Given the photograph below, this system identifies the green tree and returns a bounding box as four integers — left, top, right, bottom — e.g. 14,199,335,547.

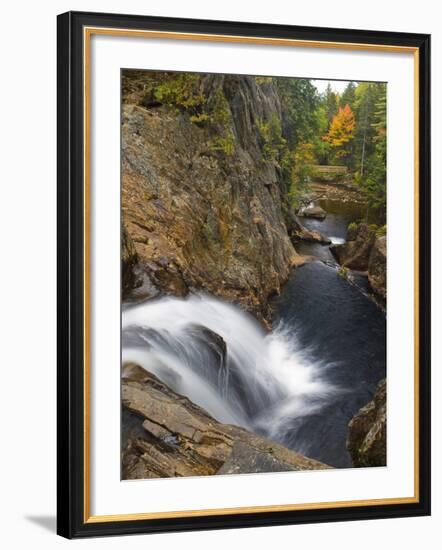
353,83,379,176
288,142,316,206
275,78,320,149
257,114,287,162
154,73,205,112
339,82,357,108
361,84,387,213
324,83,339,125
312,104,332,164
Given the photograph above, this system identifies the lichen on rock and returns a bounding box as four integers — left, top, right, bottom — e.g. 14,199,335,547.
121,72,298,321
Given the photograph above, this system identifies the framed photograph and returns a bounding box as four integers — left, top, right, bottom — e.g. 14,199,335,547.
57,11,431,538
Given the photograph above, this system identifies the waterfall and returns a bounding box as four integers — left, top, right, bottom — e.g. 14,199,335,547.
122,294,337,450
329,236,346,245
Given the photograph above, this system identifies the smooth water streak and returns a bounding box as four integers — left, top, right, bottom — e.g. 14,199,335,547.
122,294,337,449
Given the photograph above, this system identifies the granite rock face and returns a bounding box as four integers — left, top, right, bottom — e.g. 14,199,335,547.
368,236,387,300
331,223,376,271
347,378,386,467
121,225,139,299
122,364,331,479
331,223,386,299
121,74,297,321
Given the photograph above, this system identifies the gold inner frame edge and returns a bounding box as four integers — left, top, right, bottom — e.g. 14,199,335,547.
83,26,420,524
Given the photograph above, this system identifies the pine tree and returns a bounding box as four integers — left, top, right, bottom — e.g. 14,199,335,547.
353,83,378,176
362,84,387,213
324,83,339,126
339,82,356,108
275,78,319,149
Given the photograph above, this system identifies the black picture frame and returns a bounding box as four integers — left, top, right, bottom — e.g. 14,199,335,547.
57,10,431,539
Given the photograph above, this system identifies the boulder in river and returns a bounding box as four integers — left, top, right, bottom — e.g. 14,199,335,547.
331,223,376,271
299,205,327,220
297,227,331,244
331,223,386,300
122,363,331,479
285,211,330,244
347,378,386,467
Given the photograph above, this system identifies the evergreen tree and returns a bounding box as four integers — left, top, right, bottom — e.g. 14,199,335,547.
324,83,339,125
312,104,332,164
353,83,379,176
361,84,387,213
339,82,357,108
275,78,319,149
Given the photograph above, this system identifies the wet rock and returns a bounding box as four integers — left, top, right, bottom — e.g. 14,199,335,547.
293,227,331,245
347,379,386,467
346,223,360,242
331,223,376,271
126,266,160,302
185,325,227,368
121,225,140,299
299,205,327,220
217,441,297,475
122,364,331,479
368,236,386,299
331,224,386,301
290,255,317,267
286,212,330,245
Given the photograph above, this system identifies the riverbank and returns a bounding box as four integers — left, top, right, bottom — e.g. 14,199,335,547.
294,181,386,304
284,181,386,466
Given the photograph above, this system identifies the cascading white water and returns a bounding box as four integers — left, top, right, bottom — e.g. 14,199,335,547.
329,236,346,245
122,294,337,449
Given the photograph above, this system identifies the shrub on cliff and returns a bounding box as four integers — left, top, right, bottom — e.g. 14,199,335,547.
288,142,315,207
257,114,287,161
154,73,206,113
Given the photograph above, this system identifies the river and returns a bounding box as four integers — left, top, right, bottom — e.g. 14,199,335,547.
122,196,386,469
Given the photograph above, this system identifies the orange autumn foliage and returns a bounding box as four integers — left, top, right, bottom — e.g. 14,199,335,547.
323,104,355,152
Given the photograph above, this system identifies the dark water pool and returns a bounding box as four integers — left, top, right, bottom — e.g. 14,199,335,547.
272,261,386,468
297,199,366,262
301,199,366,238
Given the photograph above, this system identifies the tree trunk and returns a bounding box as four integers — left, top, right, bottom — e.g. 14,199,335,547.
360,109,369,177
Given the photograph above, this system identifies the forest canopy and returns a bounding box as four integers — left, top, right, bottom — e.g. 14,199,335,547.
272,78,387,214
122,71,387,217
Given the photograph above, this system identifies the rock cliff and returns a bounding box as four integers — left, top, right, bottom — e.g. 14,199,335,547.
331,223,377,271
331,223,386,300
121,72,297,320
347,378,386,467
122,364,331,478
368,236,387,300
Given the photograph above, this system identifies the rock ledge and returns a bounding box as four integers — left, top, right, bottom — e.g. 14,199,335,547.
122,363,331,478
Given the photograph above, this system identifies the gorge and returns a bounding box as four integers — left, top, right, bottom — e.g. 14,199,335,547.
121,70,387,478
